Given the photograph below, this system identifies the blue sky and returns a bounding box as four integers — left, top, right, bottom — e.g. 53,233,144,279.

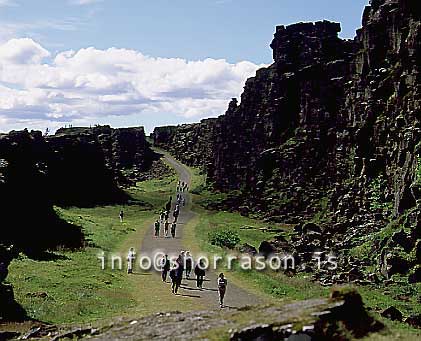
0,0,369,133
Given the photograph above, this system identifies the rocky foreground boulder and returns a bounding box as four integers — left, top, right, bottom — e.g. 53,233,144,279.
5,289,383,340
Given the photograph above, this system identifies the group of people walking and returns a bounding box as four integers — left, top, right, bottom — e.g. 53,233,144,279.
177,180,189,193
160,252,228,307
154,181,187,238
125,176,228,307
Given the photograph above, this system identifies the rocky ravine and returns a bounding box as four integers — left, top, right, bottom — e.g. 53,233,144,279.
152,0,420,284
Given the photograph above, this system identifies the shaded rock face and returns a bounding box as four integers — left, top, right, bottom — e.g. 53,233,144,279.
49,126,154,205
152,118,217,168
0,126,153,320
0,245,26,321
153,0,420,278
0,130,84,253
0,125,154,251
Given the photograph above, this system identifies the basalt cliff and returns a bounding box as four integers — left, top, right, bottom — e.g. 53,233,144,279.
0,126,155,319
153,0,421,283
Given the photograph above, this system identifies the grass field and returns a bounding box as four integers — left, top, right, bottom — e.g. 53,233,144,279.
7,170,202,324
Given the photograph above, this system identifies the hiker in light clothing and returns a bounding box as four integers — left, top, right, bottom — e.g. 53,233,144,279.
127,247,136,274
164,220,170,237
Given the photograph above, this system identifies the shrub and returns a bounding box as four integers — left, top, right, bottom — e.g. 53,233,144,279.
208,229,240,249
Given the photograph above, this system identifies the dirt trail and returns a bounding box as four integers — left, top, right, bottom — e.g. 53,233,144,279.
140,153,264,309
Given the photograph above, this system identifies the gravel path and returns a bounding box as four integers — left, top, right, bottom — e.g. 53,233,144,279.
140,153,264,310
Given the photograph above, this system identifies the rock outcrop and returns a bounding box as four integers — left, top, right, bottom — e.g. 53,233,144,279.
152,118,217,168
49,126,154,205
152,0,421,280
0,126,155,251
12,289,383,340
0,130,84,253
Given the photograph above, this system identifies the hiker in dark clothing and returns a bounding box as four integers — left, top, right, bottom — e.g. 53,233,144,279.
171,222,177,238
161,255,171,282
185,251,192,279
119,209,124,223
173,209,179,223
165,196,172,211
217,273,228,307
170,264,183,294
154,220,160,237
169,265,178,293
194,261,206,289
164,210,169,221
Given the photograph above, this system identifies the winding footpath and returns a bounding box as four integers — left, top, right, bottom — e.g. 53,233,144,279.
140,153,264,309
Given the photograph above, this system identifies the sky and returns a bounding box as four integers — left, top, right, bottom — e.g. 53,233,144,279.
0,0,369,133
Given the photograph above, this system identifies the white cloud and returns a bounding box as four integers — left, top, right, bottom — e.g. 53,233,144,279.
0,0,17,7
0,38,265,132
0,38,50,64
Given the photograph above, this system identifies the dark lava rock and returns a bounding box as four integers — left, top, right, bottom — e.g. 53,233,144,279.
230,324,275,341
258,241,276,258
408,266,421,284
238,243,258,256
381,306,403,322
0,283,27,321
302,222,323,235
415,240,421,263
390,230,413,252
404,314,421,329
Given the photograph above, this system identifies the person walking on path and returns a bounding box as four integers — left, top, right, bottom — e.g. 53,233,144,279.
169,265,178,294
154,219,160,237
194,260,205,289
119,209,124,223
185,251,192,279
173,204,180,222
165,196,172,211
173,210,179,223
127,247,136,274
161,254,171,282
164,220,170,237
171,222,177,238
170,263,183,294
160,210,165,222
217,273,228,307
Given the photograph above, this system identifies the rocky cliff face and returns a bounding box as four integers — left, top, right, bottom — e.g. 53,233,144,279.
153,0,420,280
0,130,84,253
0,126,154,319
0,126,154,253
153,118,217,168
49,126,154,205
